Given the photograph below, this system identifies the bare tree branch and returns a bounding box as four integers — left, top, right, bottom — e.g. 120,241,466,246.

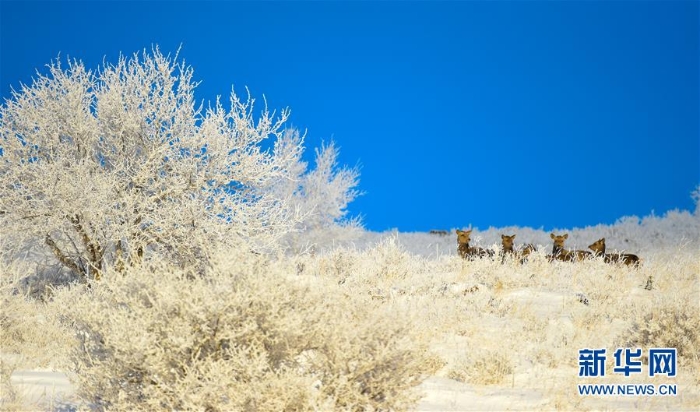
45,234,84,281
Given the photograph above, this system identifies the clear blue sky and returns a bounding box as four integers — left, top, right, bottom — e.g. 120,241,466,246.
2,1,698,232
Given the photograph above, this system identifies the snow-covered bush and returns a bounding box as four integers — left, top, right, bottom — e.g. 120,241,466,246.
622,301,700,363
50,248,437,411
0,48,359,281
448,348,514,385
0,257,74,409
608,247,699,386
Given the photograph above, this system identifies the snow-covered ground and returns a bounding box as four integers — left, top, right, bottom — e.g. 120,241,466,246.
8,368,75,411
3,208,699,411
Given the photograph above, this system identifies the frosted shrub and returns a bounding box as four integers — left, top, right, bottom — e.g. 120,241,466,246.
621,300,700,362
0,262,74,409
448,348,514,385
614,246,699,370
51,249,436,411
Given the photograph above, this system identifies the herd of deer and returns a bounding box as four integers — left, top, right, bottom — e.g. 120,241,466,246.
455,229,641,266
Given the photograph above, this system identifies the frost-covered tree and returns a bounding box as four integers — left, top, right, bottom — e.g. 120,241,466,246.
296,141,360,228
270,133,362,252
0,48,355,280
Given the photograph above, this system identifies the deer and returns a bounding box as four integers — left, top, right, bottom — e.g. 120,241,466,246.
456,229,494,260
520,243,538,264
429,230,449,236
588,238,640,267
501,234,539,264
548,233,591,262
500,234,516,261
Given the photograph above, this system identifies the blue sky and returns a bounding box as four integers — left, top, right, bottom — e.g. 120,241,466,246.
1,1,698,232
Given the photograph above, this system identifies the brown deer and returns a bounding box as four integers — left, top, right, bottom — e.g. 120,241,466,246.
501,234,537,264
501,234,516,253
456,229,494,260
549,233,591,262
588,238,640,267
520,243,538,263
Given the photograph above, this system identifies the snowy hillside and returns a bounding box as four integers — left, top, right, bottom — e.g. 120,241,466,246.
306,207,700,259
3,205,698,411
